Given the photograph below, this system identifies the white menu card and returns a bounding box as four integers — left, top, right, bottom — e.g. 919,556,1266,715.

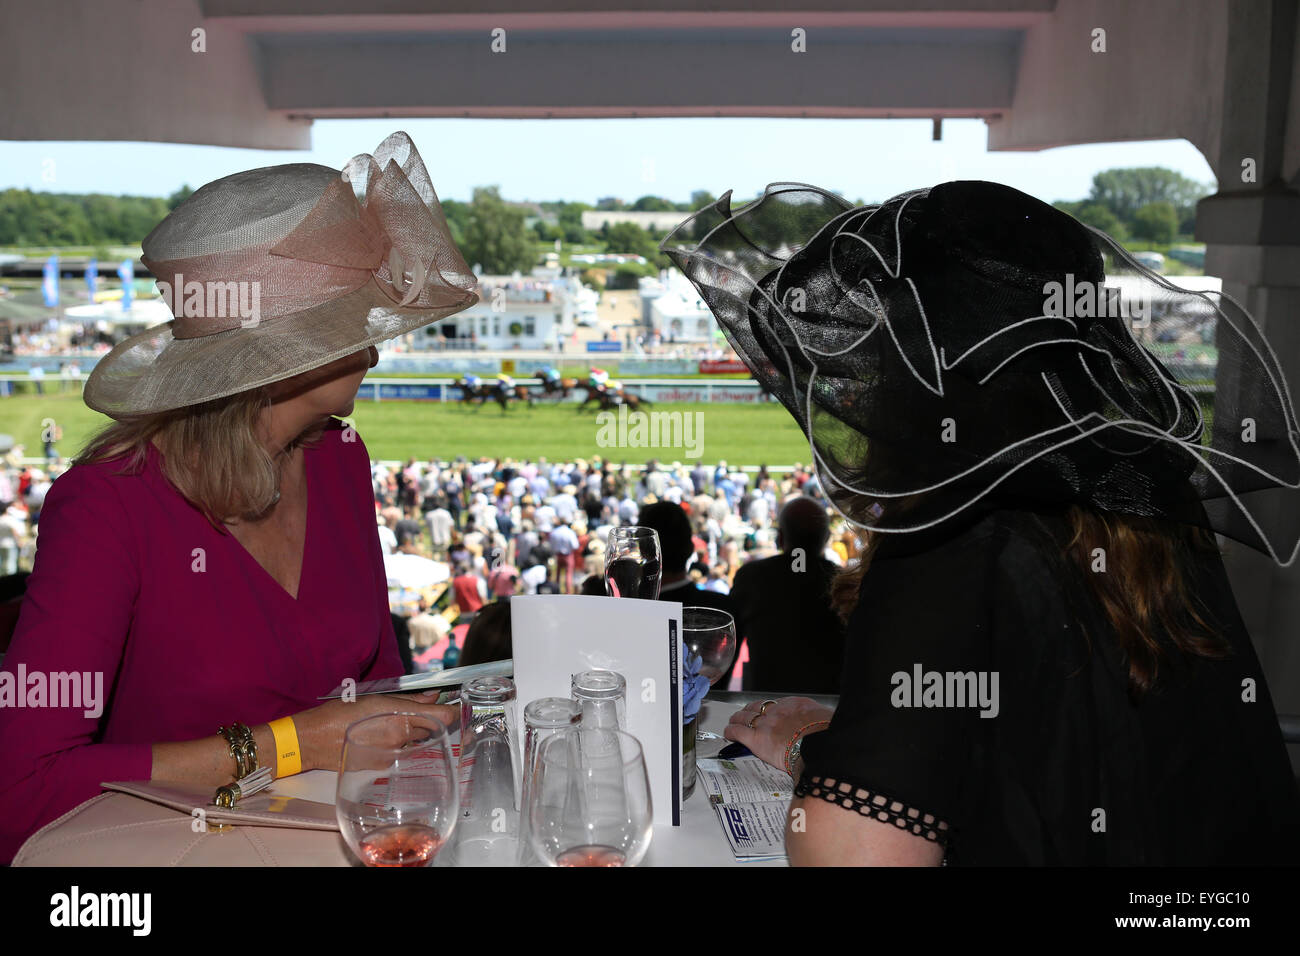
510,594,684,826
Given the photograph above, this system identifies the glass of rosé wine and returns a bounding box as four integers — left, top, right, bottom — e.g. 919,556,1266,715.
336,713,458,868
526,727,653,867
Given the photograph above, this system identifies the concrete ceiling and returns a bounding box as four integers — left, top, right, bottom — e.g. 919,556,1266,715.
1,0,1289,186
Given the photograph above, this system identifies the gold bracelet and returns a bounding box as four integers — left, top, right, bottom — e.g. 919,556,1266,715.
217,722,258,780
783,719,830,777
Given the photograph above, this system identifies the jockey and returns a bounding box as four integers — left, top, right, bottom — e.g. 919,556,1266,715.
496,372,516,391
463,373,481,389
540,366,561,384
588,367,610,390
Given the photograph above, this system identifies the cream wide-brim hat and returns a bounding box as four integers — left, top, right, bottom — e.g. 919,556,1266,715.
85,132,477,418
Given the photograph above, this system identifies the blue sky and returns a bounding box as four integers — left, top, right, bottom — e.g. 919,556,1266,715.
1,116,1214,207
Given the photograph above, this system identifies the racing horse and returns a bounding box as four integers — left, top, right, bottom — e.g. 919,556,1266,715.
502,382,536,409
456,376,533,411
484,378,533,411
578,383,654,413
454,376,490,407
532,369,581,401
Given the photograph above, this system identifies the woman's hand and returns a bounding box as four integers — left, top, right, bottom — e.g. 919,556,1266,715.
294,692,460,773
723,697,834,774
150,691,459,788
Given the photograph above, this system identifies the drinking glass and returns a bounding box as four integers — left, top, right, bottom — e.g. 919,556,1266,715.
527,727,653,867
683,607,737,740
336,712,458,867
518,697,583,866
604,526,662,599
447,676,520,866
683,607,737,686
571,669,627,730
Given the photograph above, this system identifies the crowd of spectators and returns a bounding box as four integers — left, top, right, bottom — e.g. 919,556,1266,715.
0,443,58,577
372,454,861,692
0,439,861,693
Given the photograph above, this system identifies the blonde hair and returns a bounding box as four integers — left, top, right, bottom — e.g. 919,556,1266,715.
78,387,327,527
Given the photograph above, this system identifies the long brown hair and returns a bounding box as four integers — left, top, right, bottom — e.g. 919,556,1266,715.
830,495,1228,701
77,387,328,528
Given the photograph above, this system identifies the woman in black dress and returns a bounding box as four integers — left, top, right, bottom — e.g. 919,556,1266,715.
661,180,1300,865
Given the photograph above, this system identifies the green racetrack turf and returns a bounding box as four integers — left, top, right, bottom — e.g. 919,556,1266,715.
0,392,814,466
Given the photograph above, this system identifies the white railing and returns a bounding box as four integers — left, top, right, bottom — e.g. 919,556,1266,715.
357,377,767,404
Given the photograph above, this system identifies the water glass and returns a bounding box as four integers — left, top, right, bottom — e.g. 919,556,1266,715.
572,669,627,730
447,676,520,866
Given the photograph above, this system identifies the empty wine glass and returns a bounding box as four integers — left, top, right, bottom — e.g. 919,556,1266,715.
604,526,662,599
336,712,458,868
683,607,737,685
527,727,653,867
683,607,737,740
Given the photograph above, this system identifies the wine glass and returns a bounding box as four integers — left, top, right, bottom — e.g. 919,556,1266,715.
336,712,458,868
526,727,653,867
604,526,662,599
683,606,737,740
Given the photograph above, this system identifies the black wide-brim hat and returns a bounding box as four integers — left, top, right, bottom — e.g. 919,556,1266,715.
661,181,1300,564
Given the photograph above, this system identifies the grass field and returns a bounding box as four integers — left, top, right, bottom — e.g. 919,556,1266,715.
0,392,813,465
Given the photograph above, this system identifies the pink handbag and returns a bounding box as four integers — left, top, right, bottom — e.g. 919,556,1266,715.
12,781,353,867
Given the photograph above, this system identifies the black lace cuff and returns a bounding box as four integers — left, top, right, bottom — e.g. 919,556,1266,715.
795,771,953,848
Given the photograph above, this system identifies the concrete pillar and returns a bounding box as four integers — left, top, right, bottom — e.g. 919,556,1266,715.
1199,202,1300,771
1195,0,1300,769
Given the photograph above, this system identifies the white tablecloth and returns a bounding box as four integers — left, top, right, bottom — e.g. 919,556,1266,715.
267,699,783,867
14,699,787,867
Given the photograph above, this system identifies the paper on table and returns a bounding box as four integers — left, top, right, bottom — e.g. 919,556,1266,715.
698,755,793,861
317,659,513,700
711,802,789,862
510,594,683,827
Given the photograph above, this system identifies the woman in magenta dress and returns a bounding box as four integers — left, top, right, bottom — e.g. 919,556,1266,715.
0,132,477,861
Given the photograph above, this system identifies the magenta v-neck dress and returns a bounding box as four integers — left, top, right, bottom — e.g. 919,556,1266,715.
0,419,402,861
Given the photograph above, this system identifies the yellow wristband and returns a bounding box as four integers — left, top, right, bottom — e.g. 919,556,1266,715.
268,716,302,777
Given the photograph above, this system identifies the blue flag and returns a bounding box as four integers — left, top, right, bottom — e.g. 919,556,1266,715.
85,258,98,297
118,259,134,310
42,256,59,307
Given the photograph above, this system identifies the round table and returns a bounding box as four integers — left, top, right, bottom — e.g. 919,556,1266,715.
13,693,824,867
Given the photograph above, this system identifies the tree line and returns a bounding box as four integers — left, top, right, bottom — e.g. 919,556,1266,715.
1051,167,1210,244
0,167,1210,276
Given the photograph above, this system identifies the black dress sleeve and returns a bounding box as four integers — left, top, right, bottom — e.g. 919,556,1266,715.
796,513,1006,854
